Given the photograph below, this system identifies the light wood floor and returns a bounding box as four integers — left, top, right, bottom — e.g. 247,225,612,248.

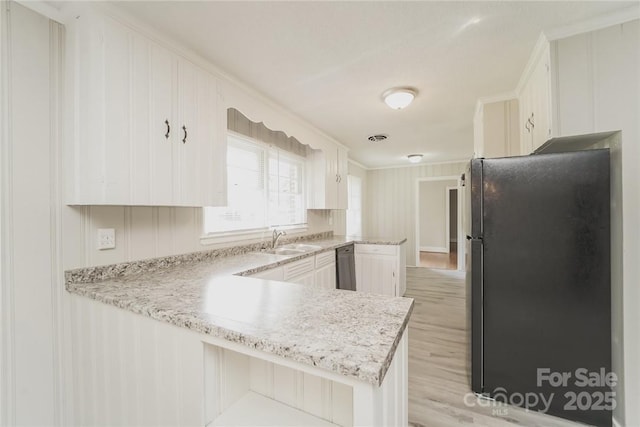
419,244,458,270
406,267,586,427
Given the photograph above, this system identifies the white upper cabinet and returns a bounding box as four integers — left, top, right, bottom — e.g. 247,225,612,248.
336,146,348,209
307,145,348,210
473,99,520,158
65,10,226,206
518,41,552,154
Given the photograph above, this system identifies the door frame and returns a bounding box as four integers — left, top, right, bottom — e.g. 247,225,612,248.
415,176,464,270
445,186,458,255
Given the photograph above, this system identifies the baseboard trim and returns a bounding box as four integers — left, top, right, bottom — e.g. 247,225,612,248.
420,246,448,254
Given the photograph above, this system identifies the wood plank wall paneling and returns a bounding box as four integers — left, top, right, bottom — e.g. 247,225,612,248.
70,294,356,426
365,162,468,267
63,207,335,269
347,161,368,235
552,20,639,427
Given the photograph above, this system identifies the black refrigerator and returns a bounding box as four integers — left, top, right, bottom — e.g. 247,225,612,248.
466,149,612,426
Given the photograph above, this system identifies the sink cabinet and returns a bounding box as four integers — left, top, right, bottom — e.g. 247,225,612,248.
248,250,336,290
283,257,316,286
315,251,337,290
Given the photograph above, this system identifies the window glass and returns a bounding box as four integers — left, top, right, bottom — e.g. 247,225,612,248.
204,134,306,234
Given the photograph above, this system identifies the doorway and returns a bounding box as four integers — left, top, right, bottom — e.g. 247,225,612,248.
415,177,463,270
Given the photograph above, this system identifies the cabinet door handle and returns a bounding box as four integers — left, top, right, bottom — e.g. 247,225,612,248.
338,175,342,183
182,125,187,144
336,174,339,183
165,120,170,139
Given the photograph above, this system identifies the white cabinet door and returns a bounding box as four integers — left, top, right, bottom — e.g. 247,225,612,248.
101,18,133,203
149,44,176,205
306,146,348,210
354,244,405,296
336,147,348,210
175,58,197,205
288,270,316,286
324,147,338,209
518,43,551,154
68,11,135,204
531,54,551,151
314,263,336,290
355,253,396,296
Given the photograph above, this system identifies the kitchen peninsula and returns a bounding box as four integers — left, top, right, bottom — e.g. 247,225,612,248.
65,235,412,427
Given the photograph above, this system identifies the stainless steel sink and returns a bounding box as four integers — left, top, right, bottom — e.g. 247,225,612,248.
261,243,322,256
263,248,306,255
280,243,322,252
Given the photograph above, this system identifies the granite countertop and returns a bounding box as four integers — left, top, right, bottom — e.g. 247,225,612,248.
65,234,413,386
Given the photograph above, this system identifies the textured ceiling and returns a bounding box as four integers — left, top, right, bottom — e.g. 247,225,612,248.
114,1,636,168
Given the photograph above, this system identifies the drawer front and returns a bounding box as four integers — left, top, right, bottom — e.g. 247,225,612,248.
355,244,396,256
315,250,336,269
283,257,315,280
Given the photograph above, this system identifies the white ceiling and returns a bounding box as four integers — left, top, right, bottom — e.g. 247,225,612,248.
113,1,635,168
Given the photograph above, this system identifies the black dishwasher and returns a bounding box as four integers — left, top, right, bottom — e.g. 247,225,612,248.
336,245,356,291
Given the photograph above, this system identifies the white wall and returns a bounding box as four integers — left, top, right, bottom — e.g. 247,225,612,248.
347,160,368,235
551,19,639,426
366,162,467,267
62,207,334,269
1,4,64,424
418,180,457,252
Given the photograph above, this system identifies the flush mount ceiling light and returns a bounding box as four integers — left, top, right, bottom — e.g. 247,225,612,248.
382,87,417,110
407,154,423,163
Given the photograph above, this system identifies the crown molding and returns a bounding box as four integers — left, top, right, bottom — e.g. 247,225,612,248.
347,158,370,171
14,1,66,24
544,5,640,42
515,32,550,96
474,91,518,117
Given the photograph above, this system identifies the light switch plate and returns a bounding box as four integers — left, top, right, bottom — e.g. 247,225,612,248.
97,228,116,250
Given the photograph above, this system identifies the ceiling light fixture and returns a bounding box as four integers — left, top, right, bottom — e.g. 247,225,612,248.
407,154,423,163
382,87,417,110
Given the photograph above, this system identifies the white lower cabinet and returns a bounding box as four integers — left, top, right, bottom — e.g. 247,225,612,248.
354,244,406,297
284,257,316,286
315,251,337,290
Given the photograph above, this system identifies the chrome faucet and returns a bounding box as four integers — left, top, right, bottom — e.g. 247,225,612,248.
272,229,286,249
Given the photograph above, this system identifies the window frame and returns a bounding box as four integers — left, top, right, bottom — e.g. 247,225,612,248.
201,132,308,244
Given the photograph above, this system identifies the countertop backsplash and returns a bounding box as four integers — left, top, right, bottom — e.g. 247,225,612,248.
65,230,334,285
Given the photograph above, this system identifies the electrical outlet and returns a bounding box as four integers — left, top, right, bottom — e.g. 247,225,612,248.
97,228,116,250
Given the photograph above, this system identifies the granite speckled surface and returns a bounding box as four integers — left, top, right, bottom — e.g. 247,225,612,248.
65,231,334,284
65,234,413,385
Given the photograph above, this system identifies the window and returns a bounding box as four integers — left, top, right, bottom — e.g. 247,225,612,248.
204,133,306,234
346,175,362,236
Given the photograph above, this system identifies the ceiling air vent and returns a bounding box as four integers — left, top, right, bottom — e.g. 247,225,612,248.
367,134,388,143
